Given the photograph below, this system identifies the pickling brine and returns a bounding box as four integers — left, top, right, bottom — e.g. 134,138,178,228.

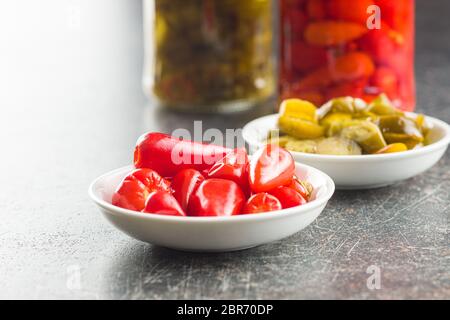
279,0,416,111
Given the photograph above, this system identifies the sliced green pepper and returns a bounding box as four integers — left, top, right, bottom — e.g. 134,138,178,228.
316,137,362,155
366,94,403,116
339,120,387,153
377,115,424,149
319,112,353,130
278,116,325,139
285,139,318,153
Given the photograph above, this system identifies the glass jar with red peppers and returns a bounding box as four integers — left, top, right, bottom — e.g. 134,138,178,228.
279,0,415,111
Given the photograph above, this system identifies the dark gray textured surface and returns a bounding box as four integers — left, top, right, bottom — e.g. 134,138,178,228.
0,0,449,299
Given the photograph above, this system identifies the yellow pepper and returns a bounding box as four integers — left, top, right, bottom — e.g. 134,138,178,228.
319,112,352,130
375,143,408,154
279,99,318,123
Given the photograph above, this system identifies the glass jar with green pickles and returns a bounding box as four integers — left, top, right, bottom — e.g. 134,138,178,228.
143,0,276,113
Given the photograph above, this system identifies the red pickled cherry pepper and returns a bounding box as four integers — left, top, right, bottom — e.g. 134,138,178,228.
112,168,170,211
242,193,282,214
248,144,296,193
143,191,185,217
171,169,205,211
113,134,310,216
134,132,230,177
188,179,246,217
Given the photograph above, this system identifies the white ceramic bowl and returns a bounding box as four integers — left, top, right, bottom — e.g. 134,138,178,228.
89,163,334,252
243,113,450,189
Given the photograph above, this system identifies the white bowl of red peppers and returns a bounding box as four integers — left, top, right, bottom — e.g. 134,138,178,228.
89,133,334,252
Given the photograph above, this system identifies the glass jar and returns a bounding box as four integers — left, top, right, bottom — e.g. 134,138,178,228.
143,0,276,113
279,0,415,111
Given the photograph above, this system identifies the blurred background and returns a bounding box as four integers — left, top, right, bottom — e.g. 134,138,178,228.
1,1,448,166
0,0,449,299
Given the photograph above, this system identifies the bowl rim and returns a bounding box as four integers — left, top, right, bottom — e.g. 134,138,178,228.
242,112,450,162
88,163,335,223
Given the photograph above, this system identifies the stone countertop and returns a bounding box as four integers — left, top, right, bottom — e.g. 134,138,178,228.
0,0,448,299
